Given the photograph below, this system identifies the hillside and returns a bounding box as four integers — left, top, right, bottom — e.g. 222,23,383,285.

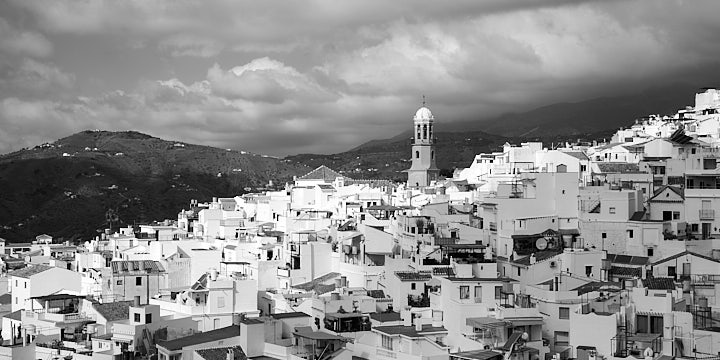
449,83,699,137
286,130,510,181
0,130,310,243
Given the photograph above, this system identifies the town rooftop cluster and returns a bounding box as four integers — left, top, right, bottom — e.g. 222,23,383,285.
0,89,719,360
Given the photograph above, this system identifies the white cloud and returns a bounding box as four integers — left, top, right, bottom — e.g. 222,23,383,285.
2,0,720,157
0,58,75,99
207,58,338,104
158,35,224,58
0,18,53,58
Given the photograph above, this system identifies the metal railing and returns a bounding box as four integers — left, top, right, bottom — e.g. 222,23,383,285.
699,209,715,220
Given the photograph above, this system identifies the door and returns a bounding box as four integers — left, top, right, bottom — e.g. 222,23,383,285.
682,262,691,277
702,223,711,239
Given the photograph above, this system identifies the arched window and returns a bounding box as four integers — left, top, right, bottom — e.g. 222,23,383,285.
429,125,433,139
415,151,420,158
417,125,421,140
423,124,427,139
431,151,434,159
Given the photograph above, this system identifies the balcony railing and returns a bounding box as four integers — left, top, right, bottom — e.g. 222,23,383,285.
688,274,720,285
699,209,715,220
376,348,397,358
24,311,94,322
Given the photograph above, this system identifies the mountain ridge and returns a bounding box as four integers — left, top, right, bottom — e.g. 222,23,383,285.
0,130,310,243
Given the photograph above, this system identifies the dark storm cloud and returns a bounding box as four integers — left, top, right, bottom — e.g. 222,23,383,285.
1,0,720,156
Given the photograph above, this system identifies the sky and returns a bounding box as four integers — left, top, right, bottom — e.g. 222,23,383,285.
1,0,720,156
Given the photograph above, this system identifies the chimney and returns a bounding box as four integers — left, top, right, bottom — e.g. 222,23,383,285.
414,314,423,332
134,296,141,307
401,308,412,326
432,310,443,327
641,265,647,280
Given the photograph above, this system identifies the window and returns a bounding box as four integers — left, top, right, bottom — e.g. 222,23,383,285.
554,331,569,346
668,266,676,278
24,282,26,288
415,151,420,159
218,296,225,308
580,164,587,172
474,286,482,303
410,283,416,290
459,286,470,299
134,313,141,322
495,286,503,300
637,315,648,333
145,314,152,323
585,266,593,277
15,280,17,287
381,334,393,350
647,248,654,257
559,307,570,319
650,315,663,333
691,223,699,232
627,230,634,238
602,232,607,239
673,211,680,220
609,207,616,214
663,211,672,221
517,267,521,277
136,277,142,286
116,280,123,285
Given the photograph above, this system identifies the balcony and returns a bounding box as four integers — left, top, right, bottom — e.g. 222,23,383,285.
24,310,94,323
699,209,715,220
688,274,720,285
408,294,430,308
376,348,397,358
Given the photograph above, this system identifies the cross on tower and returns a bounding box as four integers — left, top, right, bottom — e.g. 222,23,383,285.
422,95,426,107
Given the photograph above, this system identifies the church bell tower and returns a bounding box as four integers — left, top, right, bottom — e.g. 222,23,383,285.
407,98,439,188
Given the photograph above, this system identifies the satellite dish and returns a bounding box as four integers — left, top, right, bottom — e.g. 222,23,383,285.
535,238,548,250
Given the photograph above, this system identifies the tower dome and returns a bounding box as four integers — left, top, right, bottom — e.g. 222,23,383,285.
414,106,434,121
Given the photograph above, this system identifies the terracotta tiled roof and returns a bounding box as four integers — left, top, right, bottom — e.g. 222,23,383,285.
92,301,133,322
373,324,447,337
609,266,642,278
432,267,455,276
9,264,53,278
642,277,676,290
366,290,386,299
110,260,164,274
158,326,241,351
651,250,720,266
595,162,641,173
292,272,341,291
394,271,432,282
195,346,247,360
606,254,648,266
298,165,347,181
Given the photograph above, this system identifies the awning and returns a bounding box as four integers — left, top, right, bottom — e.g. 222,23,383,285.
466,317,507,328
636,311,664,317
506,317,543,326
